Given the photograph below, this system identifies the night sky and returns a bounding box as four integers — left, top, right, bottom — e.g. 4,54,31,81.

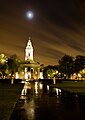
0,0,85,65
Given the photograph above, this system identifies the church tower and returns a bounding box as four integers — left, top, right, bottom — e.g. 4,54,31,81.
25,37,33,60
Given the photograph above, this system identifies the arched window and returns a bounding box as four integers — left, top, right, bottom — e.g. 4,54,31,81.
29,53,30,56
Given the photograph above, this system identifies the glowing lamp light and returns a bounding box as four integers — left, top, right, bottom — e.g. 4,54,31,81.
47,85,49,91
26,11,34,19
35,82,38,94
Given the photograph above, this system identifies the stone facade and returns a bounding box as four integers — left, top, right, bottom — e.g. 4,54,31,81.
24,37,43,80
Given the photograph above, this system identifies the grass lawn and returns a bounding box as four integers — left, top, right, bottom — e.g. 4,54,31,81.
0,83,24,120
50,81,85,96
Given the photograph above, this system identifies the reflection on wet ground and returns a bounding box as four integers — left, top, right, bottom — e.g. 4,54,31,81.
10,82,85,120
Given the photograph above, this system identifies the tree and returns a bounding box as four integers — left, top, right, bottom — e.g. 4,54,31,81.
7,54,22,78
0,54,8,78
58,55,74,78
43,65,58,78
80,69,85,78
74,55,85,74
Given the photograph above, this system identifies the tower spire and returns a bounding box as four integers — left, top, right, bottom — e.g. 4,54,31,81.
25,37,33,61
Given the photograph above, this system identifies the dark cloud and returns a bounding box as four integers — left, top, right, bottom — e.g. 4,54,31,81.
0,0,85,65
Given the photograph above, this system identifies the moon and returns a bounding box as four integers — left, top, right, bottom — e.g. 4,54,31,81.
26,11,34,19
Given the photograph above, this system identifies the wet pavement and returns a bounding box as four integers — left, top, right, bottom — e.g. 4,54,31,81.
10,81,85,120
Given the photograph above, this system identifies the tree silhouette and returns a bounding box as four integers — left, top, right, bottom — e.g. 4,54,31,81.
74,55,85,74
58,55,74,78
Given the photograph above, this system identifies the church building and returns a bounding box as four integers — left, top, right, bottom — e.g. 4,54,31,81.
23,37,43,80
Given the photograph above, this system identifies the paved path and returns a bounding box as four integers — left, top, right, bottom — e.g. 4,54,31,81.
9,82,85,120
9,98,28,120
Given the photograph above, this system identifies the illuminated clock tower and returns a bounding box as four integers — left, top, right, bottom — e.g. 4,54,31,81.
25,37,33,60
